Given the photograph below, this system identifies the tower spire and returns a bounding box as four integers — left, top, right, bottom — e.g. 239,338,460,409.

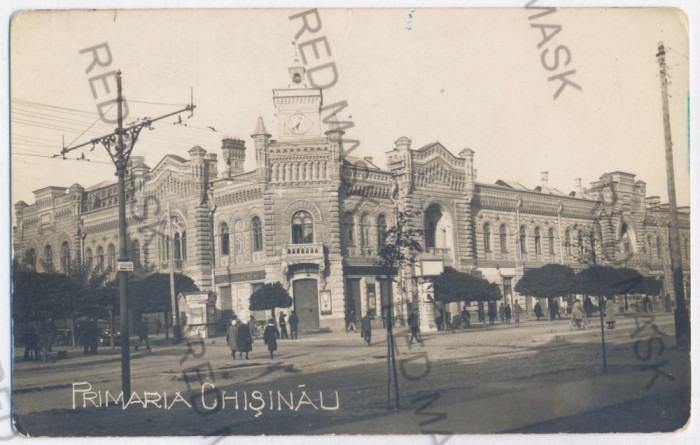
252,116,271,137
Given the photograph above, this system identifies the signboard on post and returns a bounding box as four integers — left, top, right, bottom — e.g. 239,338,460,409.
117,261,134,272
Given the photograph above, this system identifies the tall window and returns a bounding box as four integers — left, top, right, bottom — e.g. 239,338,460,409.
483,223,492,253
252,216,263,252
565,228,572,255
220,223,230,255
97,246,104,270
684,237,689,260
132,240,141,268
376,214,387,250
44,245,53,271
647,235,653,256
344,212,355,246
360,213,371,250
25,248,37,271
548,228,555,255
534,227,541,255
174,233,182,260
499,224,508,253
656,236,662,259
519,226,527,254
108,244,116,270
426,221,436,249
292,210,314,244
234,220,245,253
60,241,71,272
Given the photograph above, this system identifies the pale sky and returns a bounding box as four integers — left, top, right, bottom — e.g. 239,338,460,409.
9,8,690,208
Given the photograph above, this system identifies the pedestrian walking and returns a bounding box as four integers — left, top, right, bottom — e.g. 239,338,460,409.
514,302,523,324
583,297,593,317
604,298,617,329
408,310,421,345
263,318,280,359
39,317,56,363
361,312,372,346
499,303,505,323
226,319,239,359
87,318,100,354
289,310,299,340
237,319,253,359
22,326,39,360
135,318,151,351
504,305,512,324
534,302,544,320
346,309,357,332
487,303,496,326
279,312,289,339
461,307,471,328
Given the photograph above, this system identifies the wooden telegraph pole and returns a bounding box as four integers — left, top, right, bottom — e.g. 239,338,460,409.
60,71,195,394
656,43,690,348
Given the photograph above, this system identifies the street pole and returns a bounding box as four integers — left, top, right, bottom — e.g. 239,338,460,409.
167,203,181,342
589,228,607,373
59,71,196,396
115,71,131,395
656,43,690,348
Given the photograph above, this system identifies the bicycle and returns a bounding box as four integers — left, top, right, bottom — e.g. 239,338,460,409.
569,316,591,331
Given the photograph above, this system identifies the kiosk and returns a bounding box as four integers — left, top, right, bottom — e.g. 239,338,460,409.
177,291,217,338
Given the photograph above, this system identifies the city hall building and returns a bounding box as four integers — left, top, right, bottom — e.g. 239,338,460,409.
13,64,691,332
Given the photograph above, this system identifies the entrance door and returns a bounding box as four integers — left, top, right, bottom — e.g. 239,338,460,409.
293,279,319,330
346,278,362,323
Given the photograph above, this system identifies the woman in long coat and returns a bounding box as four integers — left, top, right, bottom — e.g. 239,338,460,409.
236,321,253,359
226,319,239,359
605,298,617,329
262,318,280,359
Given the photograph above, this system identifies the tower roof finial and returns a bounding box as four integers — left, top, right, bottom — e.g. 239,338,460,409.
252,116,271,137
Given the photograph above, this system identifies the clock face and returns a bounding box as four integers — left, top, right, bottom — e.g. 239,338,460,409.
287,114,309,135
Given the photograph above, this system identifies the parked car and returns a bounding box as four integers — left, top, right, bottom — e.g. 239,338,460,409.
99,329,121,346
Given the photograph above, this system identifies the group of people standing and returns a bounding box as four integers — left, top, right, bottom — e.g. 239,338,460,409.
226,310,300,360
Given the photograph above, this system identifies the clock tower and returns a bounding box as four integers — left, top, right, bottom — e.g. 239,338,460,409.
273,64,323,141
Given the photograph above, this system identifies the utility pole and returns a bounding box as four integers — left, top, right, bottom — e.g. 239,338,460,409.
656,43,690,348
167,203,181,342
60,71,195,394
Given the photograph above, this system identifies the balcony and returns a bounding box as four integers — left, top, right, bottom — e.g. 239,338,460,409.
426,247,453,267
281,243,326,273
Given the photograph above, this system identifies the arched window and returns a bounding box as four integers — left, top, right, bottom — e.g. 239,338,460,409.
344,212,355,246
220,223,230,255
292,210,313,244
252,216,263,252
426,221,436,249
656,236,662,259
376,214,387,250
620,223,632,253
519,226,527,254
174,233,182,260
548,228,555,255
25,248,37,271
181,232,187,259
108,244,116,270
534,227,541,255
646,235,652,255
234,220,245,253
60,241,71,272
43,245,53,271
132,240,141,268
97,246,104,270
483,223,491,253
565,228,572,255
499,224,508,254
360,213,371,250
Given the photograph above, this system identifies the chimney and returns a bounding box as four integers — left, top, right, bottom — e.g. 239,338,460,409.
540,171,549,187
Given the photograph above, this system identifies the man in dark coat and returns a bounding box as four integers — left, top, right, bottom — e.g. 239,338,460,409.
279,312,289,339
487,303,496,326
288,310,299,340
504,305,512,324
361,312,372,346
135,318,150,351
534,302,544,320
263,318,280,359
236,320,253,359
408,310,421,345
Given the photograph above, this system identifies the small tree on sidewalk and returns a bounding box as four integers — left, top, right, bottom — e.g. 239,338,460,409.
514,264,576,320
249,282,293,323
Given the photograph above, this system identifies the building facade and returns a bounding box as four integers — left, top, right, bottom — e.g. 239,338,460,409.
13,64,691,332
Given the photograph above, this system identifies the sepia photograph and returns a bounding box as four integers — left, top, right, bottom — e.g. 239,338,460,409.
5,4,693,439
